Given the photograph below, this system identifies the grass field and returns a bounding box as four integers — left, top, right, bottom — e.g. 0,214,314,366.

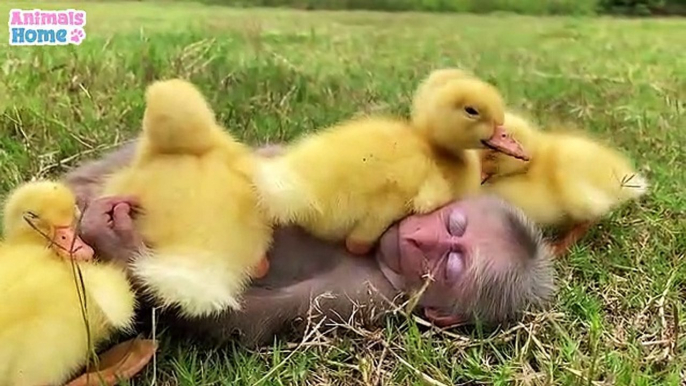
1,1,685,384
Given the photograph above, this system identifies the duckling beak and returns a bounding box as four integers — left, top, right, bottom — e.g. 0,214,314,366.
52,226,95,262
481,125,530,161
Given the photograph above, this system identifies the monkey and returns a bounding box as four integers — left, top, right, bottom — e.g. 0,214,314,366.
66,141,556,348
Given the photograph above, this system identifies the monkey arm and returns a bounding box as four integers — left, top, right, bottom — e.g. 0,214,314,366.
78,196,148,292
79,198,401,347
79,197,243,318
164,285,311,347
67,186,156,386
163,261,399,348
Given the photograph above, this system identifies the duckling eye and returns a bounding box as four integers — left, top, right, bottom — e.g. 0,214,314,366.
464,106,480,116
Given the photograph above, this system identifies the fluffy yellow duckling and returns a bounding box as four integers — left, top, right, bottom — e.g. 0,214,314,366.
0,180,136,386
410,67,529,194
100,79,273,318
254,69,528,255
480,112,649,255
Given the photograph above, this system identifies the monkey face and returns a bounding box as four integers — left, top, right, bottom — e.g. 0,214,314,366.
376,195,532,321
377,200,471,288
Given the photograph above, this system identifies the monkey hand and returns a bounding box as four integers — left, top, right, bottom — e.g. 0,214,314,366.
80,195,144,267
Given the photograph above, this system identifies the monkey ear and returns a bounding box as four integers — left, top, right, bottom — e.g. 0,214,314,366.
423,307,467,328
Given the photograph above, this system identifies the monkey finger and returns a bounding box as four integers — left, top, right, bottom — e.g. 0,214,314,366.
112,203,135,231
85,197,121,219
114,202,131,213
112,203,145,248
114,195,142,209
77,206,112,231
96,195,141,212
112,197,144,218
94,212,112,226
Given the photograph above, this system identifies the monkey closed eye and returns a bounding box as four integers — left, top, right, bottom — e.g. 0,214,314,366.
448,211,467,236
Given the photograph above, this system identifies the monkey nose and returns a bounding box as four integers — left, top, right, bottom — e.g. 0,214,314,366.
404,230,436,252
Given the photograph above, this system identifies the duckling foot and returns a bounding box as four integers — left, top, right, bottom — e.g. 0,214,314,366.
551,221,593,257
345,238,374,256
423,307,466,328
65,338,157,386
251,256,270,279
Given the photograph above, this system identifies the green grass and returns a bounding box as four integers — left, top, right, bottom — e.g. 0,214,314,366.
1,1,685,384
200,0,599,16
197,0,686,16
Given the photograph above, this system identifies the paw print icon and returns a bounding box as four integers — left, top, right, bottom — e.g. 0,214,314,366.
70,28,86,44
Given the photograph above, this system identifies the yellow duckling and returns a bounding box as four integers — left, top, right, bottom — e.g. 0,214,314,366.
253,68,528,255
480,112,649,255
0,180,136,386
100,79,273,318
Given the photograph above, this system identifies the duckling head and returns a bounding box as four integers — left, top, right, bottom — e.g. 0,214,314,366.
414,68,475,92
2,180,94,262
412,74,529,161
481,112,538,183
